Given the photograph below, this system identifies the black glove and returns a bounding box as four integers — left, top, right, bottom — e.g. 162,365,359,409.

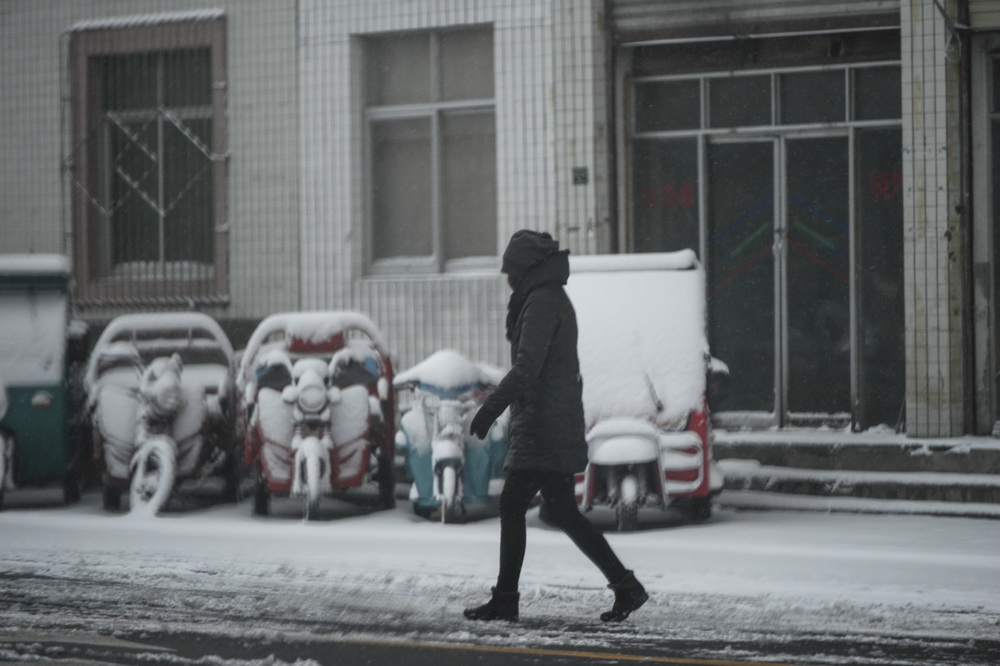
469,405,498,440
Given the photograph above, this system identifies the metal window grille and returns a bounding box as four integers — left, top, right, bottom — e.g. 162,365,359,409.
65,14,228,306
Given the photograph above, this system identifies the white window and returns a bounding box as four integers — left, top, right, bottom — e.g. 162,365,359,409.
364,27,496,274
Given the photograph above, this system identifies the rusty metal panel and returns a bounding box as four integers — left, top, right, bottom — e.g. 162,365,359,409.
611,0,900,43
970,0,1000,28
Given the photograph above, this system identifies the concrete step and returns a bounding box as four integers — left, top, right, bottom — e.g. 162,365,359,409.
718,459,1000,503
715,489,1000,519
712,429,1000,516
713,430,1000,474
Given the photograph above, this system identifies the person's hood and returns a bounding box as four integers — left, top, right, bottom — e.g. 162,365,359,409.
505,249,570,341
501,230,561,281
516,249,570,291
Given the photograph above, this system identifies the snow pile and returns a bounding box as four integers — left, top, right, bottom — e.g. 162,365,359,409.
394,349,504,391
69,9,225,32
0,254,70,274
240,312,389,379
567,252,707,429
0,291,67,384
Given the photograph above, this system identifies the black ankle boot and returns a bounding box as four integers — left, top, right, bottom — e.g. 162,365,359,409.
600,570,648,622
463,587,520,621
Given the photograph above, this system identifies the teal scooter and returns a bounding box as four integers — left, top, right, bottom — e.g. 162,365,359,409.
394,350,508,523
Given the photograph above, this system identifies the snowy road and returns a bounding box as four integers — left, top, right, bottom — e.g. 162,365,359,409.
1,489,999,665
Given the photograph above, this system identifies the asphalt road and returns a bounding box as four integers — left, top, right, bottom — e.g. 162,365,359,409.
2,568,998,666
3,624,1000,665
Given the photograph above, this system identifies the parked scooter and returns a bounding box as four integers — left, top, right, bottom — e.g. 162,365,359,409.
582,418,658,532
272,351,379,519
394,350,508,523
128,354,188,513
93,352,209,514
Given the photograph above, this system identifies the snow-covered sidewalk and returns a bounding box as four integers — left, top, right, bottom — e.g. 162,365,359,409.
1,492,998,661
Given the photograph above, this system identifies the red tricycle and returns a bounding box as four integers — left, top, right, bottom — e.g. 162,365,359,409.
236,311,396,519
565,251,726,531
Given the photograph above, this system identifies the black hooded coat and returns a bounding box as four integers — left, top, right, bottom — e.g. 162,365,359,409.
478,248,589,475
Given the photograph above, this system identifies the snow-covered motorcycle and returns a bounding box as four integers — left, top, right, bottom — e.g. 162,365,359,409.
91,351,209,514
394,350,508,523
282,356,336,519
128,354,187,513
267,350,384,519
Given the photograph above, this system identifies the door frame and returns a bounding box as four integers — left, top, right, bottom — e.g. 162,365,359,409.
972,33,1000,434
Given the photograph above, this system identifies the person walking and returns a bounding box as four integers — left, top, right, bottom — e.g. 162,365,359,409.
464,229,648,623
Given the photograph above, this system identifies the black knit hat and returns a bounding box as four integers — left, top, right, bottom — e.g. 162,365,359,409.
501,230,560,279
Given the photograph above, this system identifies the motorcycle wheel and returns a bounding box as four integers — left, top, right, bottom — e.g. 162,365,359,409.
62,468,83,505
0,434,7,511
616,474,639,532
129,438,176,515
222,440,243,504
252,462,270,517
303,450,322,521
689,496,712,521
375,453,396,510
102,483,121,512
440,465,458,524
413,503,434,519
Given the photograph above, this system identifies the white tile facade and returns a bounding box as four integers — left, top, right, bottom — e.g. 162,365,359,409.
0,0,301,322
3,0,996,435
298,0,609,371
901,0,966,436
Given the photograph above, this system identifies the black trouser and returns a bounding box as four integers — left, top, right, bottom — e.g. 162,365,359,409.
496,469,627,592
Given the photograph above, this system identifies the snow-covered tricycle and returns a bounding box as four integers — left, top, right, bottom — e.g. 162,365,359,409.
84,313,239,515
237,312,396,519
0,254,89,509
394,350,508,523
565,251,725,531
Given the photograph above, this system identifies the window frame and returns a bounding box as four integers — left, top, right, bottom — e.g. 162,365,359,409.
624,59,904,430
362,27,496,276
68,16,228,306
625,60,902,258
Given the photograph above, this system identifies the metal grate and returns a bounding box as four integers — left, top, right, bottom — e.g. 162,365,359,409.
64,13,228,306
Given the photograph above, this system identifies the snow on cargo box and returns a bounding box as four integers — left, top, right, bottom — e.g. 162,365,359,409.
566,250,708,430
0,255,71,386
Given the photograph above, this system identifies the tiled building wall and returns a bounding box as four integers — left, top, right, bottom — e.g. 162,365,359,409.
299,0,609,371
551,0,610,256
901,0,966,436
0,0,300,325
0,3,65,254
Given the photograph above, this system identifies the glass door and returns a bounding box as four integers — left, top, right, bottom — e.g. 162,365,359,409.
707,139,778,417
707,135,851,424
783,137,851,419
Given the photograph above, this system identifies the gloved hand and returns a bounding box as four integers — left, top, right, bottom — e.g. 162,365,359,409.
469,405,498,440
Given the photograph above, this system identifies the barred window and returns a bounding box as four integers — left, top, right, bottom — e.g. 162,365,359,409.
364,27,496,274
68,14,228,305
